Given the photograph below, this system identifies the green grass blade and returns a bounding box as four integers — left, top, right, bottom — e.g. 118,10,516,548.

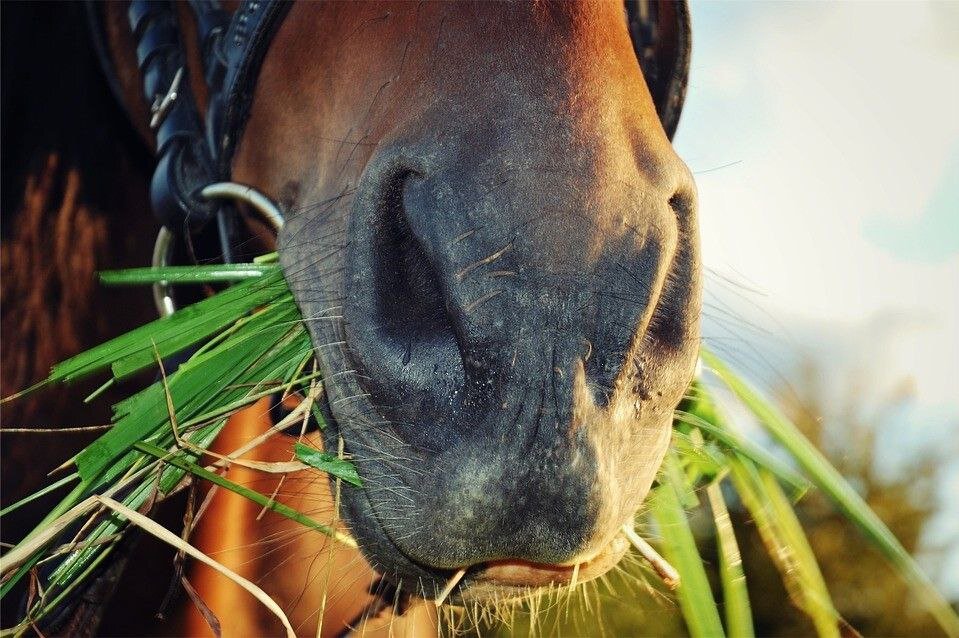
649,452,725,638
20,533,121,635
294,443,362,487
175,370,320,431
702,349,959,636
107,287,293,381
0,474,79,517
728,457,840,637
0,479,89,599
674,408,809,496
47,423,226,590
134,442,354,547
77,312,306,487
705,479,753,638
47,270,288,385
678,382,809,496
99,264,277,285
253,252,278,264
665,443,701,510
1,260,326,625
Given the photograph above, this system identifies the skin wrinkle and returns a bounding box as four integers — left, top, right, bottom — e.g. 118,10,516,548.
206,0,702,613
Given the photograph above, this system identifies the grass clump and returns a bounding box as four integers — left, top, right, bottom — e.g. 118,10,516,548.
1,256,956,637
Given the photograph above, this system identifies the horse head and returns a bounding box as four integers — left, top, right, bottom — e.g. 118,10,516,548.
103,0,701,604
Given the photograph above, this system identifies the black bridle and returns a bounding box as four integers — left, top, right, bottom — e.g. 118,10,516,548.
125,0,291,238
93,0,689,289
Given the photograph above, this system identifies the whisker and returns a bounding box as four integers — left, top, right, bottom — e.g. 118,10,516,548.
569,562,580,593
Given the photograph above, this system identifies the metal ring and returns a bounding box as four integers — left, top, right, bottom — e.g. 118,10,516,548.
150,182,285,317
152,227,177,317
200,182,285,233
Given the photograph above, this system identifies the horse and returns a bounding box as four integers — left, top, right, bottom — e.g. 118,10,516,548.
0,1,700,635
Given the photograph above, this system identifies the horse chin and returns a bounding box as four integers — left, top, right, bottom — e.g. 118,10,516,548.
313,390,452,585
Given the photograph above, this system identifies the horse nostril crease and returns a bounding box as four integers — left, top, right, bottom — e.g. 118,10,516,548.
668,192,691,217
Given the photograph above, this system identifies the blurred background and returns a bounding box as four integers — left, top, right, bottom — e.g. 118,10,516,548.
683,0,958,604
497,1,958,635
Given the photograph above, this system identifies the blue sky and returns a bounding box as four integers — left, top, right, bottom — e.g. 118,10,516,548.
677,0,959,599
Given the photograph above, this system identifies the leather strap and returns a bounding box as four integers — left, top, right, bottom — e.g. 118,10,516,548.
213,1,292,174
627,0,692,141
127,0,218,232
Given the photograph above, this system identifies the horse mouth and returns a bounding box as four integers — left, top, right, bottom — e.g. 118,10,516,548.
455,533,631,602
312,357,637,605
338,469,632,605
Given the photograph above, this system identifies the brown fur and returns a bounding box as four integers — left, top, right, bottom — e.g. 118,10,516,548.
1,155,107,407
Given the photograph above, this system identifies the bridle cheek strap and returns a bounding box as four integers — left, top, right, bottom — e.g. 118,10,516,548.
126,0,292,237
128,0,219,233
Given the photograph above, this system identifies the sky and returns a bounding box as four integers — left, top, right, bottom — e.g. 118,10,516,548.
675,1,958,598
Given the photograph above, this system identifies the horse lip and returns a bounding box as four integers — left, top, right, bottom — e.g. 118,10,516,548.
454,534,631,602
316,387,461,587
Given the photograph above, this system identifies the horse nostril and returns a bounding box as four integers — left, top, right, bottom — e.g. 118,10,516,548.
344,164,465,445
646,179,699,353
370,173,453,346
665,155,698,218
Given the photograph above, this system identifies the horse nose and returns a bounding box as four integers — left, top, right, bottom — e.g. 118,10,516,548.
343,154,466,447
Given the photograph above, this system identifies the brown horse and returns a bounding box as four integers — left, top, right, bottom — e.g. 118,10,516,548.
1,1,700,635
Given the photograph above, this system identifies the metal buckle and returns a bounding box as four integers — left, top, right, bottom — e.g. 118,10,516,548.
150,67,184,130
151,182,285,317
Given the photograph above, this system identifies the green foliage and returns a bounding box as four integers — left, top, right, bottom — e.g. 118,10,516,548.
705,478,752,638
0,262,357,633
295,442,363,487
702,350,958,636
749,360,951,636
1,260,956,637
649,452,724,638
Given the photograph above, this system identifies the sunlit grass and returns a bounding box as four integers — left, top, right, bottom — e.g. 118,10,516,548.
1,257,956,636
